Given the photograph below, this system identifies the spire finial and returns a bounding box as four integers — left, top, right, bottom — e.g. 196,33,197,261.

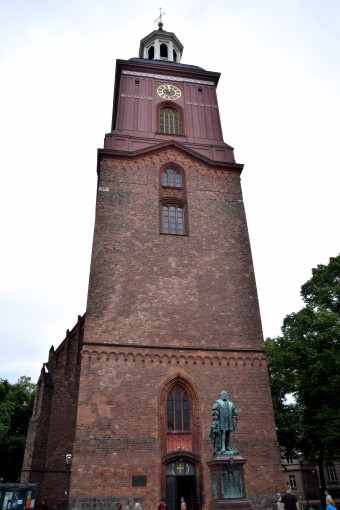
154,7,165,30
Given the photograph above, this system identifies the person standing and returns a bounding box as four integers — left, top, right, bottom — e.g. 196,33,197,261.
180,498,187,510
158,500,167,510
325,492,337,510
280,487,298,510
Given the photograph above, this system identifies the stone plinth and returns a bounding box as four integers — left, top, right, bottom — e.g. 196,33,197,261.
207,457,252,510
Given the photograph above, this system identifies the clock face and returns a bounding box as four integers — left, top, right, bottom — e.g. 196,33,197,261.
157,83,182,100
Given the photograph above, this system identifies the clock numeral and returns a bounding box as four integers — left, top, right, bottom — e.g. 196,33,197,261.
157,84,182,100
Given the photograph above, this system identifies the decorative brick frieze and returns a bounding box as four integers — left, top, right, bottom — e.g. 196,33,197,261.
81,346,267,370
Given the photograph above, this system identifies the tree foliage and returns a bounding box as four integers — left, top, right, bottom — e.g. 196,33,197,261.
0,376,35,482
265,255,340,470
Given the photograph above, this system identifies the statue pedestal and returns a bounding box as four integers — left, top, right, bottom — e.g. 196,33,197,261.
207,457,252,510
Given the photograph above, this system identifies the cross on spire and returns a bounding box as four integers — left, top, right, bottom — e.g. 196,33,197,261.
154,7,165,29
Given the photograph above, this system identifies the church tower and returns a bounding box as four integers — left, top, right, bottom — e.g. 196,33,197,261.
22,22,283,510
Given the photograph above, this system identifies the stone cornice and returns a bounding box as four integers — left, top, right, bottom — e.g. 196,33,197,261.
122,70,215,86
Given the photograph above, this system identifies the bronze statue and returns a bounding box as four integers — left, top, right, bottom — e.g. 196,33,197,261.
210,390,239,456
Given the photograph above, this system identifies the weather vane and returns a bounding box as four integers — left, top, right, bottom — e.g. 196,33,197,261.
154,7,165,27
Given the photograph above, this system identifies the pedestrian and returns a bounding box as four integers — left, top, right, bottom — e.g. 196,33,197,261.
158,500,167,510
280,486,298,510
276,492,284,510
325,492,337,510
180,498,187,510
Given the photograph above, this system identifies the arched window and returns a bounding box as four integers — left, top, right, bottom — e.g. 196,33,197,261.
161,203,185,235
160,43,168,59
167,386,190,431
161,168,183,188
148,46,154,59
173,49,177,62
160,107,181,135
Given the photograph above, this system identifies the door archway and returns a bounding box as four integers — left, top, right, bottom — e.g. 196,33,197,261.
165,458,198,510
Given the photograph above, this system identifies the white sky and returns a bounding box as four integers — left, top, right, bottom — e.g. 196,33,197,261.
1,0,339,383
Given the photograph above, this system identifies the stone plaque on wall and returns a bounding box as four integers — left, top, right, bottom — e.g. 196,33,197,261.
132,476,147,487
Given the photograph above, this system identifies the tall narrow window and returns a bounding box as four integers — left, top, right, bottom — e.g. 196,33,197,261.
288,475,297,490
148,46,154,59
160,43,168,59
161,204,185,235
161,168,182,188
167,386,190,432
326,463,338,482
173,49,177,62
160,108,181,135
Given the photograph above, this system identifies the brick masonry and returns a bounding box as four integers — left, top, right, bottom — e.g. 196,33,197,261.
68,147,284,509
85,148,263,351
22,47,284,510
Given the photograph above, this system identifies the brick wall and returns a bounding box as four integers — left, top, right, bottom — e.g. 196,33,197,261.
23,145,284,510
69,146,284,509
70,346,283,510
22,316,85,509
84,147,263,350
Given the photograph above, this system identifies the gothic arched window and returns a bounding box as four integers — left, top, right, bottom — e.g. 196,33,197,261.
160,107,181,135
160,43,168,59
167,386,190,432
161,167,183,188
161,203,185,235
148,46,154,59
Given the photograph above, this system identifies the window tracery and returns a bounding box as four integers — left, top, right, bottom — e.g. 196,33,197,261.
167,386,190,432
161,168,183,188
159,107,181,135
161,203,185,235
159,165,187,236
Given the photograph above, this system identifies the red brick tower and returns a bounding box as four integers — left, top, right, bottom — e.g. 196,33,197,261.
22,23,283,510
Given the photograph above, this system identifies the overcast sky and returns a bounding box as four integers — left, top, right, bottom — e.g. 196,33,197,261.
1,0,339,383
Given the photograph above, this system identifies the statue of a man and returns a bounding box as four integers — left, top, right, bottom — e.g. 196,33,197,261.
210,390,239,455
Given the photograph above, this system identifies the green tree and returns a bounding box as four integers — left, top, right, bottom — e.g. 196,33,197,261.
0,376,35,482
265,255,340,506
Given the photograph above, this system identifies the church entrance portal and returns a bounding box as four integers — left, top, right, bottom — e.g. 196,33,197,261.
166,460,198,510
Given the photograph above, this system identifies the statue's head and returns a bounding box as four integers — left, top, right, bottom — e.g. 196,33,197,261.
219,390,229,400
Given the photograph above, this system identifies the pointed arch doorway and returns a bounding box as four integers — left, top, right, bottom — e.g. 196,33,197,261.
160,376,201,510
166,458,198,510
